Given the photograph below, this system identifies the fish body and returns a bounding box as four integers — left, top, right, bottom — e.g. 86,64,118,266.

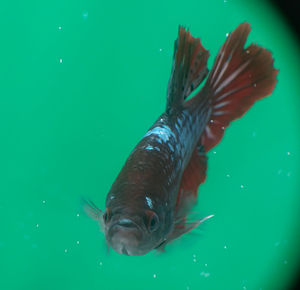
84,23,278,255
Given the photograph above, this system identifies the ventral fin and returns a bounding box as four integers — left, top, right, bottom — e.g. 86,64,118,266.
166,26,209,113
164,215,214,246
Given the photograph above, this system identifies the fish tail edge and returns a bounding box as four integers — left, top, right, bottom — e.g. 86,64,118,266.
199,22,278,152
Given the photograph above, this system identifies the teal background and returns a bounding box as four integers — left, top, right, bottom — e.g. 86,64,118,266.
0,0,299,289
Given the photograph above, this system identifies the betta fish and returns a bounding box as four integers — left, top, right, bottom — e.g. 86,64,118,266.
83,23,278,255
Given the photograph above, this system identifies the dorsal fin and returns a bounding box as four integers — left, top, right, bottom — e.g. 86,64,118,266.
166,26,209,113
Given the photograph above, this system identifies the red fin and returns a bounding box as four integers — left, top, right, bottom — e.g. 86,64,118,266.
200,22,278,152
176,145,207,219
166,26,210,112
162,146,210,245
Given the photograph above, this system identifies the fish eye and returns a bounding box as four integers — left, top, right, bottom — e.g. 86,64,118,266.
145,210,159,232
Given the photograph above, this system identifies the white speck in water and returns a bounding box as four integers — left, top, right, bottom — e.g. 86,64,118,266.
99,262,103,266
200,271,210,278
226,174,231,178
224,245,227,249
64,249,68,253
186,286,190,290
192,254,196,258
204,263,208,267
243,286,247,290
42,200,46,204
153,274,157,278
159,48,162,52
58,26,62,30
213,151,216,154
76,241,80,245
82,10,88,20
226,33,229,37
286,151,291,156
36,224,39,228
240,184,244,189
59,58,63,63
193,258,197,263
274,241,280,247
76,213,80,217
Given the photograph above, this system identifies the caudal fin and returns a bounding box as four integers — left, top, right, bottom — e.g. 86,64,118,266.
166,26,210,113
200,22,278,152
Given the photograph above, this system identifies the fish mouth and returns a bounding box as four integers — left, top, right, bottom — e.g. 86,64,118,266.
106,218,146,255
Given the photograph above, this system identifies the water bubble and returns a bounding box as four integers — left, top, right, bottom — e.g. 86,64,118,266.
224,245,228,249
200,271,210,278
59,58,63,63
58,26,62,30
274,241,280,247
36,224,39,228
42,200,46,204
82,10,88,20
153,274,157,278
76,241,80,245
240,185,244,189
76,213,80,217
64,249,68,253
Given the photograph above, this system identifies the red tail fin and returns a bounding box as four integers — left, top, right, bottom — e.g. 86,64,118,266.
200,23,278,152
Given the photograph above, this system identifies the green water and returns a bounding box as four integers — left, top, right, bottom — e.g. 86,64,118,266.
1,0,299,289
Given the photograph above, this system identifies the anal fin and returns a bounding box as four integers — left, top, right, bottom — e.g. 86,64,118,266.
163,144,210,245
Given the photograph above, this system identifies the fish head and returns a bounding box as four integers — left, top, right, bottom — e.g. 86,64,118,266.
104,207,164,256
